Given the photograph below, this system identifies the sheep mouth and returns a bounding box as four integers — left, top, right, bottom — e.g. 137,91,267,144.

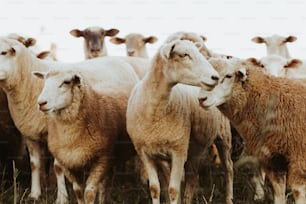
198,97,214,109
201,82,217,91
39,106,50,112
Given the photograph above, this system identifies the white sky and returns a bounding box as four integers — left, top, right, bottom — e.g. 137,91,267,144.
1,0,306,62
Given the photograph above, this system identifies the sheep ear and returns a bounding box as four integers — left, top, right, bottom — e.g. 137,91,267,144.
70,29,83,37
161,43,175,60
285,59,302,69
143,36,158,44
246,57,260,66
105,28,119,37
32,71,46,80
110,37,125,44
36,51,50,59
236,67,247,82
9,47,16,56
285,35,297,43
251,36,265,44
200,35,207,42
72,74,81,86
24,37,36,47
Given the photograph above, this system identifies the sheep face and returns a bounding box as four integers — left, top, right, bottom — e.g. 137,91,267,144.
34,71,81,113
160,39,219,90
251,34,297,57
247,55,302,77
110,33,157,57
0,39,19,82
70,27,119,59
198,59,247,109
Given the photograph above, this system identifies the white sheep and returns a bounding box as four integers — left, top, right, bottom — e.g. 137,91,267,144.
251,34,297,58
70,26,119,59
33,69,136,204
110,33,158,58
198,58,306,204
247,54,305,78
127,39,233,204
0,37,146,203
165,31,232,59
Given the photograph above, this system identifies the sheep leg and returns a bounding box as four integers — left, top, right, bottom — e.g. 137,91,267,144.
85,156,110,204
214,137,233,204
183,158,199,204
25,139,42,199
168,153,185,204
291,184,306,204
53,159,69,204
251,167,265,201
265,170,286,204
60,165,84,204
140,151,161,204
183,142,203,204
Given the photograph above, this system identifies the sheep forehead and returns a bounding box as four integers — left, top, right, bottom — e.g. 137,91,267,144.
173,40,197,54
125,34,145,45
266,34,285,44
45,70,74,83
209,58,236,76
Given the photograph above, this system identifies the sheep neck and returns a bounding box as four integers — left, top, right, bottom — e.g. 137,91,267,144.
142,54,175,115
54,84,84,124
218,68,285,155
3,48,50,138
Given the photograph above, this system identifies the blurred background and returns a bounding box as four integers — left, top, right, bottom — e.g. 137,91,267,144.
1,0,306,62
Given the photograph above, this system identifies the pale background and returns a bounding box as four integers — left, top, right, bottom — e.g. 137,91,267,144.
1,0,306,62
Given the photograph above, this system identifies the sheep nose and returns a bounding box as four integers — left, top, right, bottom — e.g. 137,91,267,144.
211,75,219,82
90,47,101,52
198,97,207,104
127,50,135,56
38,101,47,109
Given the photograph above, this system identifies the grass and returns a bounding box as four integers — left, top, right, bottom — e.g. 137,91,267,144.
0,156,296,204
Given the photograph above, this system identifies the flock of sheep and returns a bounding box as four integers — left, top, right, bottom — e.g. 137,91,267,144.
0,26,306,204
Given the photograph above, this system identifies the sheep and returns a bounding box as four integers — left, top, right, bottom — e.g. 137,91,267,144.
251,34,297,58
166,32,263,201
0,37,147,202
126,39,233,204
198,58,306,204
247,54,305,78
70,26,119,59
33,69,136,204
110,33,158,58
164,31,232,59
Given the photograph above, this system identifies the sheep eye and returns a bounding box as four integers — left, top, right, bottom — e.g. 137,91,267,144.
63,80,71,85
179,53,190,58
260,64,264,68
1,51,7,55
225,74,232,79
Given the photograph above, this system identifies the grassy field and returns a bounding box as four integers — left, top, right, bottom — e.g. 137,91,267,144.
0,155,295,204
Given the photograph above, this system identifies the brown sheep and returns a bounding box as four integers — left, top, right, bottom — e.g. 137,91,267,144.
70,26,119,59
33,69,136,204
198,58,306,204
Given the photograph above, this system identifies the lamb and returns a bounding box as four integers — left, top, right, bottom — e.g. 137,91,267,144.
0,37,146,202
247,54,305,78
110,33,158,58
126,39,233,204
33,69,136,204
198,58,306,204
70,26,119,59
251,34,297,58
